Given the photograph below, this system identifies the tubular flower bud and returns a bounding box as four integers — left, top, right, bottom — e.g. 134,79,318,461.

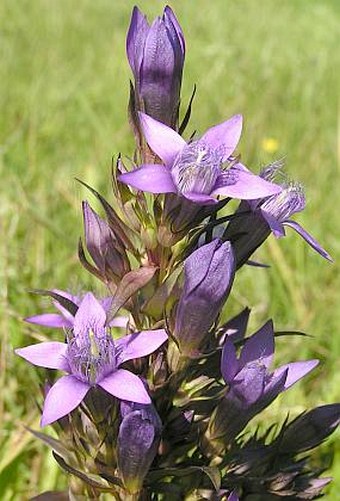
127,6,185,128
117,400,162,494
278,404,340,454
80,201,130,284
174,239,235,356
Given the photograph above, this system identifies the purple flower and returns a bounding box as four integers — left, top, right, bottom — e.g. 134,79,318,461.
127,6,185,127
16,293,168,426
211,320,318,442
119,112,282,205
118,400,162,493
225,161,332,264
174,239,235,356
25,289,128,330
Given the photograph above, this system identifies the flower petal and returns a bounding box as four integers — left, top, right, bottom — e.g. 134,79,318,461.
52,288,80,322
200,114,243,161
221,307,251,343
221,338,239,383
41,375,90,426
164,6,185,54
283,220,333,261
24,313,72,329
126,6,149,75
109,315,129,329
183,192,218,205
212,164,282,200
98,369,151,404
240,320,275,369
15,342,69,371
139,112,186,165
73,292,106,337
260,209,286,237
119,164,177,194
116,329,168,365
273,359,319,390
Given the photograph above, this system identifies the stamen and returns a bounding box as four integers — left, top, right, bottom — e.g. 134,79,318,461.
67,331,117,385
260,158,286,182
261,182,305,221
171,141,221,194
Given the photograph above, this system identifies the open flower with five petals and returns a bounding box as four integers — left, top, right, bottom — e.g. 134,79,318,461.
119,112,282,205
16,293,168,426
209,320,318,443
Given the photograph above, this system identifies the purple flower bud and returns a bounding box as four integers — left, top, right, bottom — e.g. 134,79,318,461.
174,239,235,356
127,6,185,128
278,404,340,453
117,401,162,494
80,201,129,284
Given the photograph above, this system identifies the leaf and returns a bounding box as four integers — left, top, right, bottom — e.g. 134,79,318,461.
275,330,311,338
31,491,69,501
78,238,103,281
200,466,221,491
147,465,221,491
76,178,135,250
142,266,182,318
52,453,112,491
27,427,75,464
179,84,196,136
29,289,78,316
108,266,158,319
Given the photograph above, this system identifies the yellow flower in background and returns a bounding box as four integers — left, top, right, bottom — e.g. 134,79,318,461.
262,137,279,153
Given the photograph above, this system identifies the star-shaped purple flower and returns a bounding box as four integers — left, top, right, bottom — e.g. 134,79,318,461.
25,289,128,330
16,293,168,426
221,320,318,410
119,112,282,205
212,320,318,442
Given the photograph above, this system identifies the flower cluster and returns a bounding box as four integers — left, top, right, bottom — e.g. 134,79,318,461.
16,5,339,500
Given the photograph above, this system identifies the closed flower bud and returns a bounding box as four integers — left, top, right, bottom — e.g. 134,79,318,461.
127,6,185,129
79,201,129,285
278,404,340,454
117,401,162,494
174,239,235,356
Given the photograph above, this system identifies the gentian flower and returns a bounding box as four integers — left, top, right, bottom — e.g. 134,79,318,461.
118,400,162,493
25,289,128,330
119,112,282,205
174,239,235,355
127,6,185,127
210,320,318,443
224,161,332,265
16,293,167,426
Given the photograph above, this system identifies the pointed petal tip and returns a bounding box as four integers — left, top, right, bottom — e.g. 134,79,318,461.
118,164,176,194
99,369,152,405
14,342,69,370
40,376,90,427
137,112,186,165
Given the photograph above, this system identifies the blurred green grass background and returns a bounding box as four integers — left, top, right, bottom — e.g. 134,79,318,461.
0,0,339,498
